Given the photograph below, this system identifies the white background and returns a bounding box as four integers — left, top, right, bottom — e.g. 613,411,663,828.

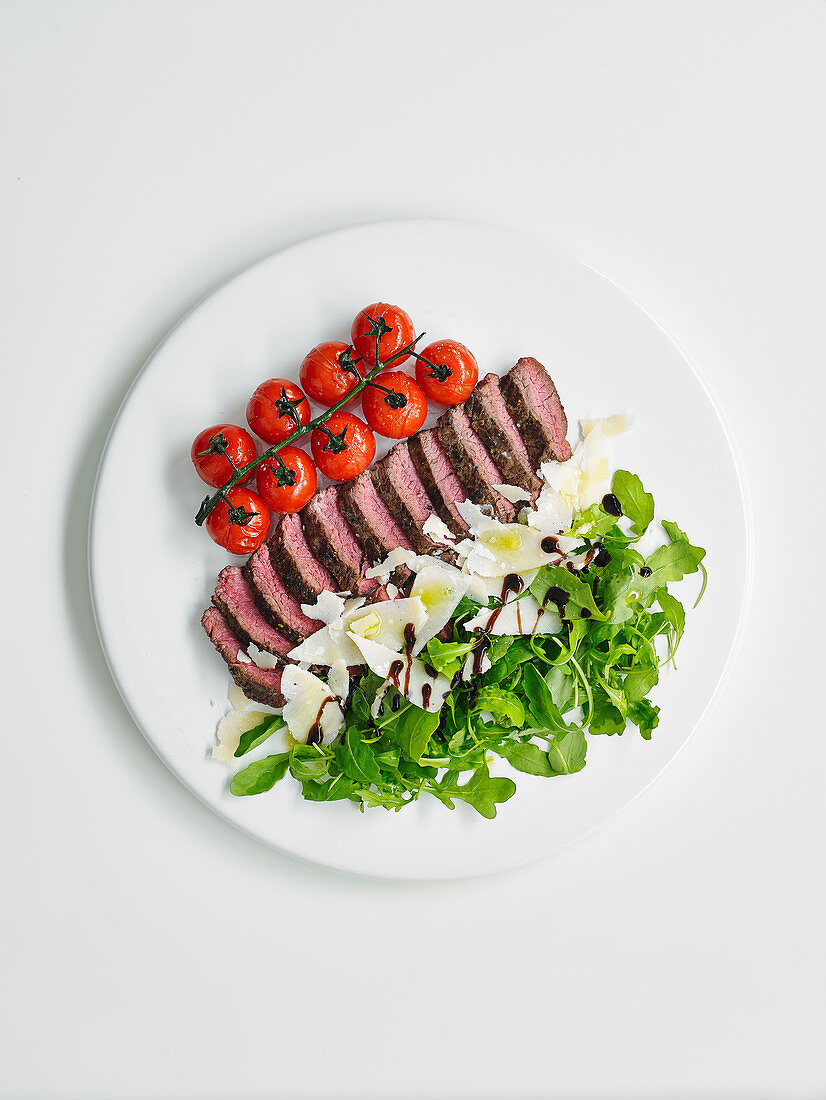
2,2,824,1097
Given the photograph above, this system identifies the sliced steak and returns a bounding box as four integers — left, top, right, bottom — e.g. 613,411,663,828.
407,428,471,537
499,356,572,465
201,607,285,707
212,566,297,660
269,512,338,606
301,486,378,596
465,372,543,496
371,442,441,554
243,541,323,644
437,405,518,523
338,470,415,564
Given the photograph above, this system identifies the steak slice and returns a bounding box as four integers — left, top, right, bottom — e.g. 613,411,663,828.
437,405,518,523
301,487,378,596
243,541,323,644
338,470,415,563
201,607,285,707
465,372,542,496
371,442,440,554
407,428,470,537
499,356,572,466
269,512,338,606
212,566,296,660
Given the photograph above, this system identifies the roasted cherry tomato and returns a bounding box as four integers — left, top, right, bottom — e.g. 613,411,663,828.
205,487,270,555
415,340,479,405
299,341,363,407
310,411,376,481
256,446,317,514
361,371,428,439
246,378,311,444
351,302,416,367
191,424,257,487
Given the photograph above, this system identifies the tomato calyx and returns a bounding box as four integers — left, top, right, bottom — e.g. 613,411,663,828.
365,377,408,409
421,357,453,383
337,344,365,380
318,422,350,454
361,310,392,341
273,386,309,429
263,455,298,487
195,430,233,459
226,500,260,526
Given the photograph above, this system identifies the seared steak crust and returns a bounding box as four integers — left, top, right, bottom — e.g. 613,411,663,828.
407,429,470,537
201,607,285,707
498,356,572,466
465,372,542,496
436,405,517,524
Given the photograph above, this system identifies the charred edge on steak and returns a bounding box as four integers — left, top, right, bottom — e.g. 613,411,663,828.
465,372,542,496
337,471,415,565
370,443,440,554
212,566,297,659
268,512,338,606
201,607,285,707
436,405,517,524
242,542,323,645
301,487,377,596
407,429,471,537
498,356,572,466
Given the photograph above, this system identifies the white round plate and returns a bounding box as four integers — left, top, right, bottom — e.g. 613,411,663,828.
90,220,751,880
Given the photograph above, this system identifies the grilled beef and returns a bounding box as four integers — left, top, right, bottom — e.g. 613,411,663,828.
301,487,378,595
243,541,323,644
201,607,285,707
212,566,297,659
371,442,440,554
498,356,572,465
269,512,338,605
465,372,542,497
437,405,518,523
338,471,415,563
407,429,471,537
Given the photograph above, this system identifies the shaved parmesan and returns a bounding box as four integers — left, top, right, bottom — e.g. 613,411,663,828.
247,643,279,670
213,707,272,762
281,667,344,746
494,483,532,504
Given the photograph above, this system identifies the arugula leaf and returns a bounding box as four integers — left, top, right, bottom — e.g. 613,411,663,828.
433,767,517,818
473,688,525,728
234,715,285,758
522,664,576,734
337,724,381,785
529,565,604,620
547,729,587,774
568,502,619,538
288,745,331,782
623,664,659,703
394,705,440,763
424,637,478,678
642,540,705,589
230,753,290,795
612,470,654,536
494,739,555,777
545,664,575,712
301,774,356,801
485,637,534,683
589,696,626,736
628,699,660,740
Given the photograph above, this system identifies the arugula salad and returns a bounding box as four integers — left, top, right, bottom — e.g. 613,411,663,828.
214,418,706,819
